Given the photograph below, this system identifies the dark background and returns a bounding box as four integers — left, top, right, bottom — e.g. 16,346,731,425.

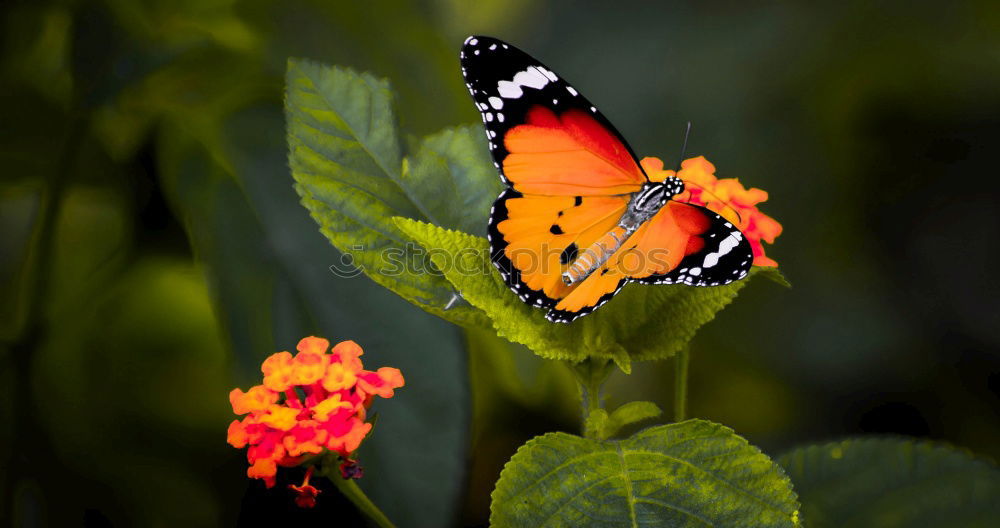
2,0,998,526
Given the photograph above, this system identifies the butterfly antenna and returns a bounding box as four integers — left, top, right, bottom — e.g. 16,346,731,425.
679,179,745,224
672,122,745,224
675,121,692,171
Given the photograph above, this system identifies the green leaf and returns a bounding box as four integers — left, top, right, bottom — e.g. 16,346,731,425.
603,401,663,439
585,400,661,441
491,419,800,527
394,217,784,363
286,58,490,328
778,437,1000,528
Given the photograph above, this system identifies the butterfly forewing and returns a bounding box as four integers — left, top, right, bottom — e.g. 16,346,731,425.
488,189,632,313
460,36,648,192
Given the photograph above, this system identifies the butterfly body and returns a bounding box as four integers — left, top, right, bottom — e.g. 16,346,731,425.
462,36,753,323
562,178,684,286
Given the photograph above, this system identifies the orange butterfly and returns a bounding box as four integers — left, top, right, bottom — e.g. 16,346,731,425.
461,36,753,323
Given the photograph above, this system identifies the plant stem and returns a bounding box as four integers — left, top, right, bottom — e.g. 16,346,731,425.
333,476,397,528
572,358,612,438
674,347,690,422
586,376,601,418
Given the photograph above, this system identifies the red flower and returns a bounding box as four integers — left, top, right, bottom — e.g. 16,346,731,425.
227,337,404,499
289,467,321,508
641,156,783,267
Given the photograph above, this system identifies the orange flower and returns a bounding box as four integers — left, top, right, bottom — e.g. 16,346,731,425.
641,156,783,266
227,337,404,500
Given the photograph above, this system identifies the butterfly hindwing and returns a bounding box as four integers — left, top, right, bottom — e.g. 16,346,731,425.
636,202,753,287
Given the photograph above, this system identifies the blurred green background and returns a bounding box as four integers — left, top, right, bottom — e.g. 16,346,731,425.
2,0,999,526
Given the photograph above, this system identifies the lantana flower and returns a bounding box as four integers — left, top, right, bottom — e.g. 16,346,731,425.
227,337,404,506
642,156,783,267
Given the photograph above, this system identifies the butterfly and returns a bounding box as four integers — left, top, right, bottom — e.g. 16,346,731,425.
460,36,753,323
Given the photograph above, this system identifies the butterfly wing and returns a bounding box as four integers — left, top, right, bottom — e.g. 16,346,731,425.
633,202,753,286
460,36,648,194
488,189,632,319
463,36,648,321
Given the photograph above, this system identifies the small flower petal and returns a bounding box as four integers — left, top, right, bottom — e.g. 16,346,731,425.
357,367,405,399
227,419,248,448
322,362,357,392
312,394,354,422
261,351,295,392
247,458,278,488
290,483,320,508
296,336,329,356
292,350,329,385
331,340,364,371
259,405,300,431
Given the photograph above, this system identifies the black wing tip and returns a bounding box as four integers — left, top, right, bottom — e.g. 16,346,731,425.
463,35,497,44
461,35,510,52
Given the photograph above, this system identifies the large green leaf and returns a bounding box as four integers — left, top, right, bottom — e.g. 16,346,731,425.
286,58,490,328
394,217,783,367
491,419,800,527
778,437,1000,528
160,103,470,528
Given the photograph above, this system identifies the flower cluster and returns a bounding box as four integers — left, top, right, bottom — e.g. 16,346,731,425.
641,156,783,266
227,337,404,493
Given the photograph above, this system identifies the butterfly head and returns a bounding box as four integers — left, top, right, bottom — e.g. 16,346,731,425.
633,176,685,215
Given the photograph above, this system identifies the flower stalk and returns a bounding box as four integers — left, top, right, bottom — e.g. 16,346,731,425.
329,470,397,528
674,347,690,422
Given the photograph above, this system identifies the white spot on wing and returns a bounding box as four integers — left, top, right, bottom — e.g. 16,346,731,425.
498,80,522,99
488,96,503,109
567,86,578,96
513,67,548,90
703,233,741,268
498,66,550,99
